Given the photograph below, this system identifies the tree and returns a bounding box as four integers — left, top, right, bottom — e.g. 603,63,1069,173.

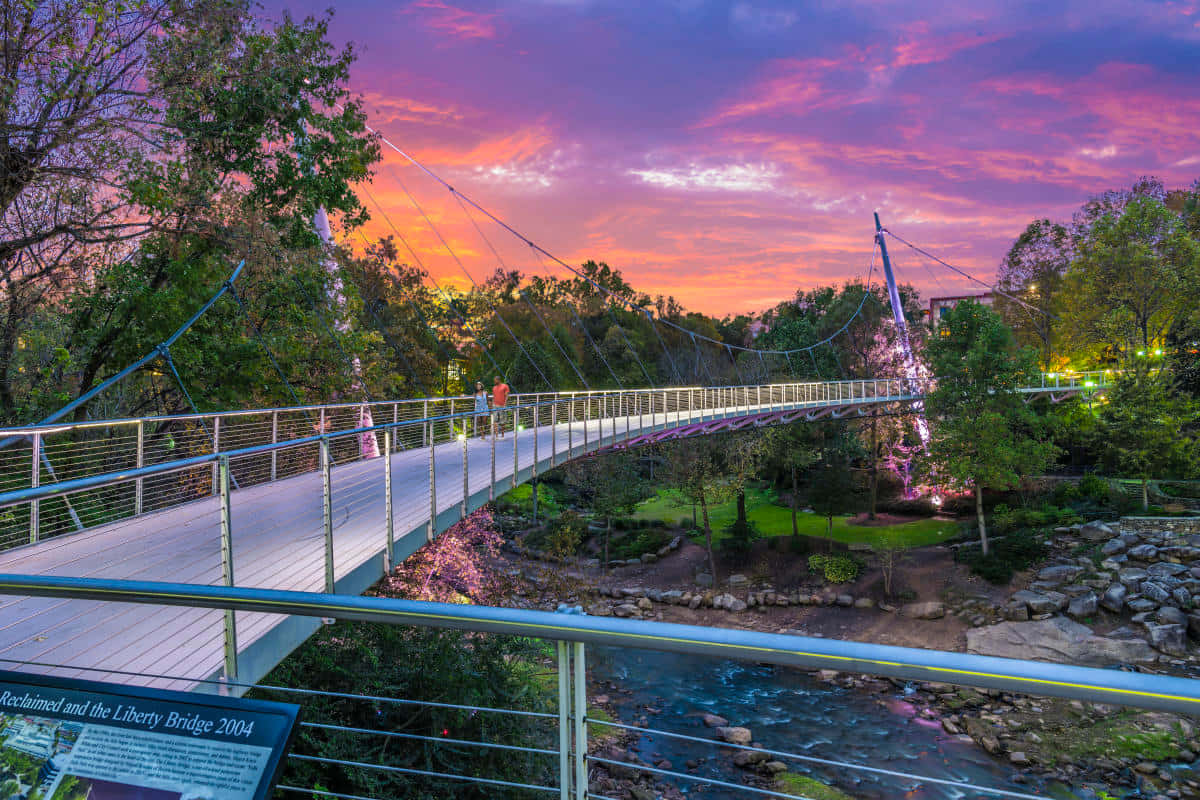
765,426,819,539
1093,374,1198,508
993,219,1072,368
564,452,645,569
1062,196,1200,366
922,302,1057,555
807,423,863,540
720,431,771,557
664,438,731,582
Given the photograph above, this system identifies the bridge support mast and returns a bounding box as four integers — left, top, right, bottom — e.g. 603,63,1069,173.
874,212,930,447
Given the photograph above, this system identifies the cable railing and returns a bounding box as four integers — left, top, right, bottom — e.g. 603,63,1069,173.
0,374,1110,554
0,574,1190,800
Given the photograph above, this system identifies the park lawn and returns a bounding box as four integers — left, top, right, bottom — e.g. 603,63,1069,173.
632,487,959,549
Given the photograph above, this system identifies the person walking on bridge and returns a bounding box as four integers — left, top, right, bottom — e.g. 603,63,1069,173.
472,381,489,437
491,375,510,439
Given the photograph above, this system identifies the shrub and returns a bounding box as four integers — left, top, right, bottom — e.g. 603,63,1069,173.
1079,474,1109,501
956,528,1049,584
678,516,696,530
1052,482,1081,505
808,554,860,584
609,528,672,561
721,518,761,557
546,511,586,559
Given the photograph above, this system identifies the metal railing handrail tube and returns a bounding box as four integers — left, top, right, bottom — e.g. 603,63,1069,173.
0,574,1196,714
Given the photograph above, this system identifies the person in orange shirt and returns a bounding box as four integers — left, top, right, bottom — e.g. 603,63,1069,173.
491,375,511,438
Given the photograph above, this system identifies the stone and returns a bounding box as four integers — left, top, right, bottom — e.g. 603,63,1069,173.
728,598,748,613
1010,752,1031,766
688,594,703,610
1127,597,1159,613
900,601,945,620
1142,582,1172,605
1080,520,1115,541
1129,544,1160,561
1011,590,1057,616
663,590,684,604
966,617,1157,666
1174,587,1193,608
763,761,788,775
732,749,768,767
1187,613,1200,639
1119,567,1149,587
1148,623,1188,656
1067,593,1098,619
728,574,749,587
1037,564,1084,584
1157,606,1187,625
854,597,875,609
636,597,653,611
702,713,728,728
1149,562,1190,579
622,587,645,598
695,573,713,587
613,604,639,618
836,594,854,607
1101,556,1127,571
716,726,753,745
1102,538,1128,556
640,553,657,564
1002,601,1030,621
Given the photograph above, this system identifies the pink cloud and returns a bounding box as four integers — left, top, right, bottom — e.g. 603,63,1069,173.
407,0,498,41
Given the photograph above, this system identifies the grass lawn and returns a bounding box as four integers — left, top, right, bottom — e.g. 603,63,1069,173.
632,487,959,549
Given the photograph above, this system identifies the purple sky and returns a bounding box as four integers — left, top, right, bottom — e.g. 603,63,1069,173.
261,0,1200,314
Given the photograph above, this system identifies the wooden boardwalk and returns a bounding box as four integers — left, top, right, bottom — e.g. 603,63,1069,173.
0,404,770,692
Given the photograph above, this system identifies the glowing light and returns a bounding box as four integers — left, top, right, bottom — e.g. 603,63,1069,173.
1084,381,1095,388
931,496,943,507
517,424,525,431
1137,350,1146,357
1046,372,1056,379
1154,348,1163,356
457,433,466,441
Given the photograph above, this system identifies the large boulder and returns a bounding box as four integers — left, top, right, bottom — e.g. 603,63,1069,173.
1037,564,1084,585
1101,538,1127,556
1067,592,1098,619
1080,520,1115,541
1156,606,1187,626
1147,623,1188,656
1011,590,1058,616
716,726,753,745
966,617,1157,666
1129,544,1160,561
1141,582,1172,605
900,601,945,620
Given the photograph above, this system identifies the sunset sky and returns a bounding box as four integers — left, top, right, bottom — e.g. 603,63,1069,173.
263,0,1200,316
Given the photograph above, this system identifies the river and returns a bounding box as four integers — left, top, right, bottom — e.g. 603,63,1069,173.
590,646,1093,800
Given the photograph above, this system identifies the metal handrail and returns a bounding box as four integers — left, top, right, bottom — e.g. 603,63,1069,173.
0,573,1194,714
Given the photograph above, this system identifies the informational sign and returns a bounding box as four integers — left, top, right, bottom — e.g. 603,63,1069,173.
0,669,299,800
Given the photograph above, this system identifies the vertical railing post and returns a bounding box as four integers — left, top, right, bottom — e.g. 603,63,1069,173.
29,433,40,544
422,399,429,446
211,417,220,496
551,404,558,466
573,641,587,800
135,422,144,516
490,413,498,501
428,422,437,542
568,400,574,457
557,641,571,800
219,455,238,683
461,430,469,517
512,406,519,488
270,411,278,482
384,428,394,570
321,437,334,593
533,405,539,482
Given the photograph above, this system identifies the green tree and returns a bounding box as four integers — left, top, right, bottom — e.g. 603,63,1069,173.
665,437,731,582
565,452,646,569
807,423,863,540
720,431,770,557
994,219,1072,368
922,302,1057,554
1094,374,1198,508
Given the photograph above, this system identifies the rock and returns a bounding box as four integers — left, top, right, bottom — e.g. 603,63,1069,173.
1135,761,1158,774
702,713,728,728
942,718,961,735
716,726,753,745
1067,593,1098,618
1002,601,1030,621
966,617,1157,666
1129,544,1160,561
1148,623,1188,656
728,598,748,613
640,553,657,564
1174,587,1193,607
663,590,684,604
1187,613,1200,639
732,749,768,767
624,558,641,566
1149,562,1190,579
622,588,645,598
1101,556,1127,571
1080,520,1115,541
613,604,639,618
636,597,653,611
1010,752,1031,766
1142,582,1172,605
688,595,703,610
900,601,945,620
630,788,655,800
854,597,875,609
695,573,713,588
1102,538,1128,556
1127,598,1159,613
763,760,788,775
728,574,748,587
712,594,728,611
1157,606,1187,625
1119,567,1149,588
1037,564,1084,584
1011,590,1057,616
815,669,839,681
1101,582,1127,612
835,594,853,607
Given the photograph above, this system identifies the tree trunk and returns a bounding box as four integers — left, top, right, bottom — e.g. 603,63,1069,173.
532,479,539,523
976,482,989,556
790,464,799,538
1142,478,1149,511
692,501,697,530
736,489,747,526
604,518,611,573
699,488,717,583
826,513,833,539
868,413,878,520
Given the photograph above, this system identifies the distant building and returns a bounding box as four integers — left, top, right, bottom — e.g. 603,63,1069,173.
928,293,994,329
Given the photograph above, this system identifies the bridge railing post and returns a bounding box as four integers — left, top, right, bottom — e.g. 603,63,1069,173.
270,411,278,482
211,417,220,496
134,422,144,516
218,454,238,685
29,432,40,544
461,428,469,517
551,403,558,466
321,437,334,592
384,428,394,570
428,421,437,542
